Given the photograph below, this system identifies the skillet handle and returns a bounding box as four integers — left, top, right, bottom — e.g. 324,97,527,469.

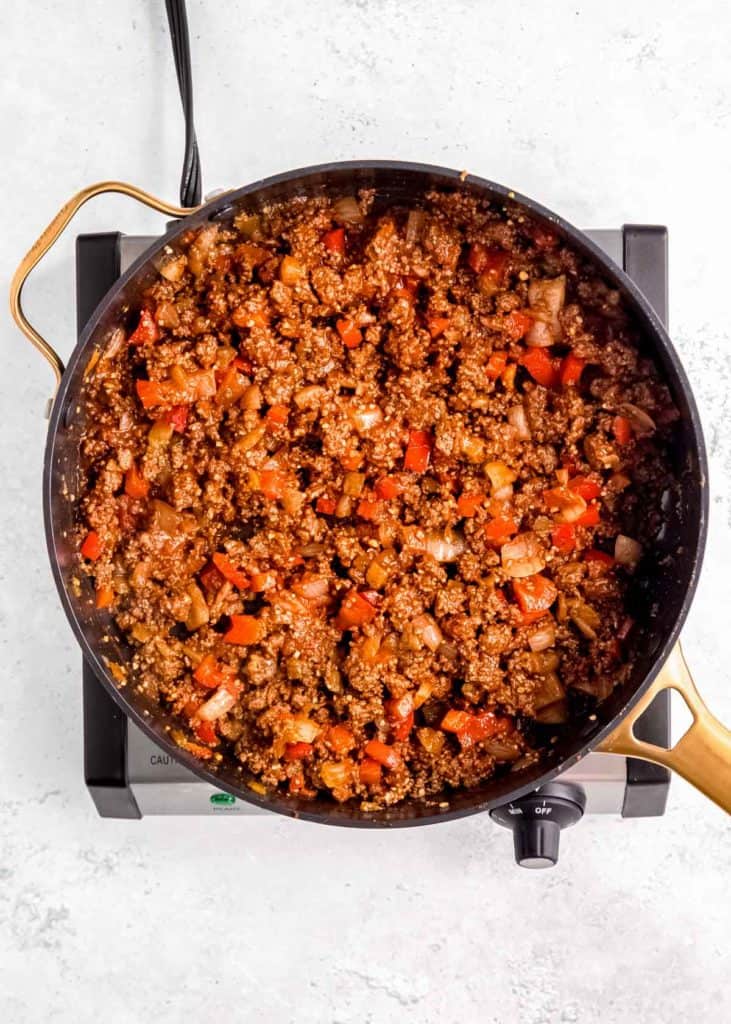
597,644,731,814
9,181,196,392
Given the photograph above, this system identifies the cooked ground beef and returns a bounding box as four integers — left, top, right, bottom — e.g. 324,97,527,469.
77,190,676,808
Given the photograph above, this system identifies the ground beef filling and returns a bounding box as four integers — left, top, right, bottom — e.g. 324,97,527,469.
77,191,676,808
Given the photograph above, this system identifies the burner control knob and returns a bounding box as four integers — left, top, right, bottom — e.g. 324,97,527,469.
490,782,586,869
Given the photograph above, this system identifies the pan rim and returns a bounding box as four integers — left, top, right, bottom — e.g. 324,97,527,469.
43,159,709,826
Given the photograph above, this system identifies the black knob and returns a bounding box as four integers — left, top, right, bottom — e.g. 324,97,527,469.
490,782,586,869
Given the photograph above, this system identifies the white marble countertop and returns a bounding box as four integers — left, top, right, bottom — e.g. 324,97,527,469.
1,2,729,1020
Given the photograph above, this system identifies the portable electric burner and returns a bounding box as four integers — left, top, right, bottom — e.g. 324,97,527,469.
78,224,672,860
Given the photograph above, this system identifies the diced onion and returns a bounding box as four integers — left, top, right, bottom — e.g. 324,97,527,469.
417,728,445,755
321,760,351,790
413,680,434,708
299,542,325,557
534,700,569,724
294,385,325,409
292,575,330,603
149,419,174,445
152,499,195,535
185,583,209,631
533,671,566,711
423,528,465,562
333,196,363,225
335,494,353,518
618,403,656,437
501,533,546,578
528,621,556,652
360,634,382,665
406,209,425,244
350,405,384,432
461,434,487,463
198,686,236,721
614,534,643,566
158,256,185,284
242,384,262,410
411,613,443,652
188,225,218,277
366,557,390,590
527,276,565,345
485,460,517,496
287,715,321,743
281,489,305,515
343,472,366,496
483,738,521,761
508,404,531,440
103,327,125,361
568,599,601,640
235,423,266,453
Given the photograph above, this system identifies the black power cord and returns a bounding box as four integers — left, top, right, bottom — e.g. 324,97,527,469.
164,0,202,207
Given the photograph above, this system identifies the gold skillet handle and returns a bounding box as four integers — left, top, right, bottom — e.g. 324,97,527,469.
9,181,197,392
598,644,731,813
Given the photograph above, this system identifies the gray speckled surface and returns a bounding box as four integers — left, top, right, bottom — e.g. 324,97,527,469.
1,2,730,1021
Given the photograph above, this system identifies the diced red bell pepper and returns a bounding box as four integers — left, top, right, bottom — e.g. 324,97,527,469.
199,561,226,594
258,466,287,500
95,585,114,609
316,497,337,515
128,308,160,346
568,475,602,501
390,275,419,301
193,654,228,689
521,348,561,389
485,351,509,379
517,608,550,626
80,530,103,561
193,720,219,746
364,739,400,770
512,573,558,616
359,758,382,786
265,405,289,429
223,614,261,645
468,244,509,282
313,495,335,516
356,498,381,520
575,503,600,527
284,742,313,762
327,724,356,755
484,515,519,546
375,476,401,500
136,379,174,409
336,317,363,349
560,352,586,386
427,316,450,339
551,522,577,554
612,415,633,445
335,590,377,630
385,694,415,741
457,492,486,518
584,548,615,568
249,571,277,592
212,552,249,590
441,708,510,748
322,227,345,254
165,404,189,432
124,464,149,500
404,430,432,473
504,311,533,341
